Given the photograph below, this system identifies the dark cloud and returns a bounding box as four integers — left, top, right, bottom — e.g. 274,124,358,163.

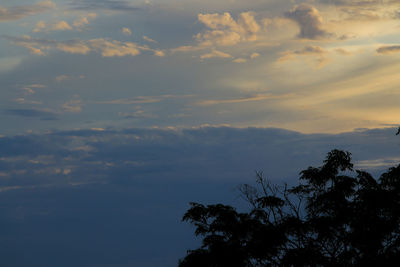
4,109,58,120
0,126,399,189
285,4,331,39
69,0,140,11
319,0,398,6
0,127,399,266
376,45,400,54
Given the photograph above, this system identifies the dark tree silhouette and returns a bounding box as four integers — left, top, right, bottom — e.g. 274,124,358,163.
180,150,400,266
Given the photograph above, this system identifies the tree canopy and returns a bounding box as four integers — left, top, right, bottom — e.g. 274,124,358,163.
180,149,400,266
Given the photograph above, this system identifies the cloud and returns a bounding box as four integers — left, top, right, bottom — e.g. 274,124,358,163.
279,45,326,60
285,4,331,39
356,157,400,169
153,50,165,57
69,0,139,11
56,40,91,54
22,84,46,94
62,99,83,113
5,35,55,55
97,97,161,105
143,36,157,43
233,58,247,63
170,45,205,53
5,35,159,57
250,52,260,59
278,45,328,67
0,126,398,189
53,21,73,31
4,108,57,120
122,27,132,36
34,13,97,32
95,95,191,105
88,38,140,57
0,127,398,267
196,12,261,46
319,0,399,7
14,98,43,105
376,45,400,54
118,110,157,119
194,94,293,106
200,50,233,59
0,1,55,22
34,20,73,32
73,13,97,28
335,48,352,55
56,74,85,82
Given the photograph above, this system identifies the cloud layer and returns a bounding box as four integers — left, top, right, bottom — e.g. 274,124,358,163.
0,126,399,266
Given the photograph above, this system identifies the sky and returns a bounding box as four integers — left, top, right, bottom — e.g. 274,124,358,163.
1,0,400,134
1,0,400,266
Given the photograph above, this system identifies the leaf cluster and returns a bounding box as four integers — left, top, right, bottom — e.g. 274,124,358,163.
180,150,400,266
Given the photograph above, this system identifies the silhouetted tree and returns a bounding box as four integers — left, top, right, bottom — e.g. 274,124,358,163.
180,150,400,266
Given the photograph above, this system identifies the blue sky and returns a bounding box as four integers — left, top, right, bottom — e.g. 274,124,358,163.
1,0,400,266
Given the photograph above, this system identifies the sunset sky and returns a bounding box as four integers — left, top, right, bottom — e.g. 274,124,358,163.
1,1,400,266
1,0,400,134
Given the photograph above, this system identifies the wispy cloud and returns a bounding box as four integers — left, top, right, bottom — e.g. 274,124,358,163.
200,50,232,59
0,1,55,22
4,108,58,120
95,95,193,105
194,94,293,106
118,110,157,119
63,99,83,113
356,157,400,169
69,0,139,11
143,36,157,43
21,84,46,94
278,45,328,67
376,45,400,54
5,35,162,57
14,98,43,105
55,74,85,82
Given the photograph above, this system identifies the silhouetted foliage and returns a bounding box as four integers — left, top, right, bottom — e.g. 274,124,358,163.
180,149,400,266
